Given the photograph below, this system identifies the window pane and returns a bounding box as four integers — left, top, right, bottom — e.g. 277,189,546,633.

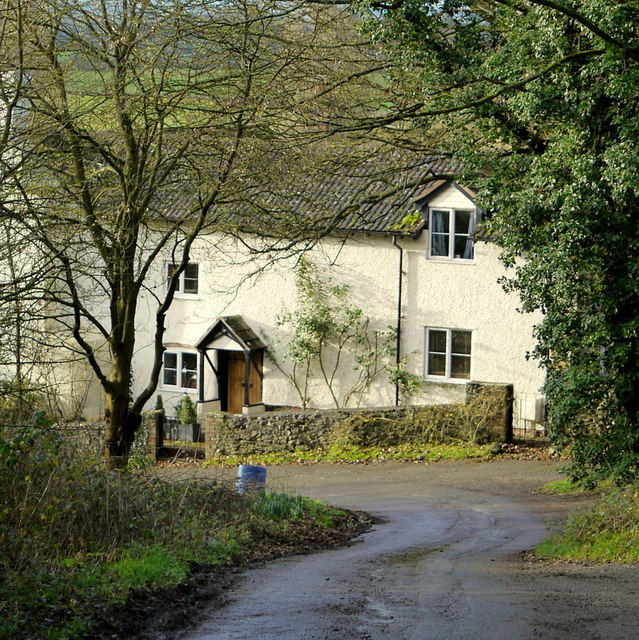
181,353,198,389
163,352,177,386
183,263,199,294
182,352,197,369
181,373,197,389
430,210,450,257
453,211,473,259
433,210,450,232
428,329,447,353
432,234,450,257
455,210,475,259
184,263,198,280
428,353,446,376
455,210,472,234
451,354,471,379
451,330,472,355
453,235,470,259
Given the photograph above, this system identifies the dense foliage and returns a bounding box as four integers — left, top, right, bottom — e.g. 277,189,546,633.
360,0,639,484
0,423,356,640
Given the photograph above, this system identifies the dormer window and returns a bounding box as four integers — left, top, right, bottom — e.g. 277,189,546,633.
429,209,476,261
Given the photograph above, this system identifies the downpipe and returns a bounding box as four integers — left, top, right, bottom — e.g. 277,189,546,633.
392,235,403,407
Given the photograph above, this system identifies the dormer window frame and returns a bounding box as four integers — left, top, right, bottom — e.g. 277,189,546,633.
427,207,477,262
412,180,479,263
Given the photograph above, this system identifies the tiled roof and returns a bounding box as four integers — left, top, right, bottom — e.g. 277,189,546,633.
157,154,459,237
274,155,457,236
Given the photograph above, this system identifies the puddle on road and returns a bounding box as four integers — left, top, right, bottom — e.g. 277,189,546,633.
380,546,448,566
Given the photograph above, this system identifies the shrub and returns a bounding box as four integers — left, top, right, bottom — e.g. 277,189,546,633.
0,424,235,638
175,395,198,425
0,379,45,425
1,420,352,640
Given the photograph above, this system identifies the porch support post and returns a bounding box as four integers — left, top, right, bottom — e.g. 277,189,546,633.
198,350,205,404
244,351,251,407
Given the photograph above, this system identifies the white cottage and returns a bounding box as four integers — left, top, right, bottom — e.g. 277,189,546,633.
123,158,545,434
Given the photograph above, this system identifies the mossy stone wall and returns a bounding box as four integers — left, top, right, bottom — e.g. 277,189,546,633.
204,383,512,458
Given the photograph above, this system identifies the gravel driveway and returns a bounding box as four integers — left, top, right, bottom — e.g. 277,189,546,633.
165,459,638,640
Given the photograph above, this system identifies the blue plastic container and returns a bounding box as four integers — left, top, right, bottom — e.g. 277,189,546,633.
236,464,267,494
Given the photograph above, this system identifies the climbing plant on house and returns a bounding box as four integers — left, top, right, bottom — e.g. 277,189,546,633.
271,259,395,409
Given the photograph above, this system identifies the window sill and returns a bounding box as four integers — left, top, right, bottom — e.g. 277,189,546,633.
159,387,199,394
426,256,476,264
424,376,470,385
173,294,201,301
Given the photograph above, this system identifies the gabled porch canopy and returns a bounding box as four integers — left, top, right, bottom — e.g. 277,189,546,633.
195,316,266,412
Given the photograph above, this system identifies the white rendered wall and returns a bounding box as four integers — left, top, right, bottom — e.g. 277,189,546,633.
401,185,544,414
130,186,544,426
134,233,403,414
427,186,474,210
400,236,544,405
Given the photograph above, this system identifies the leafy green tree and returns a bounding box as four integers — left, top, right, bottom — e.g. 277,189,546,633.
357,0,639,483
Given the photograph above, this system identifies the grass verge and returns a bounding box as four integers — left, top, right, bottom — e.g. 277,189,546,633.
539,478,585,495
0,425,369,640
536,485,639,563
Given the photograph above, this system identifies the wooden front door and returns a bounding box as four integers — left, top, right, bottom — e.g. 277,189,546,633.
227,352,245,414
224,350,263,414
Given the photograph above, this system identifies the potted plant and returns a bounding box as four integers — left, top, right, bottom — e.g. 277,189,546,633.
175,395,201,441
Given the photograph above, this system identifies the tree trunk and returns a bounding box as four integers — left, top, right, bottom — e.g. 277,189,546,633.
104,349,139,469
104,392,141,469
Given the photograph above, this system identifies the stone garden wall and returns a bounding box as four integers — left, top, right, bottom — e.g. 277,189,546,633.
204,383,513,459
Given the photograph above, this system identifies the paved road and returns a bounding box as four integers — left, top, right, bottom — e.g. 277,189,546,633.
174,460,638,640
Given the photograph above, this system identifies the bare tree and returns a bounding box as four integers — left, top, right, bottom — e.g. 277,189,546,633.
0,0,389,464
0,0,48,420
